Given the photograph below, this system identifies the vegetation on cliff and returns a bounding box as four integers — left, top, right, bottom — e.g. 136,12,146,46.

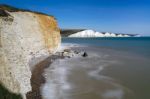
0,84,22,99
61,29,85,37
0,4,53,17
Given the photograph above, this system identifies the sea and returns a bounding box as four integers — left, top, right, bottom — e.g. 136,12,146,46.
42,37,150,99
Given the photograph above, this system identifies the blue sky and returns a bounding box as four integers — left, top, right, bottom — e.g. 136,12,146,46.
1,0,150,35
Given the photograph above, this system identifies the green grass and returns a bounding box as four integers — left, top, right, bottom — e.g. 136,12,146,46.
60,29,85,37
0,84,22,99
0,4,54,17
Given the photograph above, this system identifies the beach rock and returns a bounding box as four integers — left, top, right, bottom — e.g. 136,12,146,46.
74,50,79,54
82,52,88,57
62,51,71,57
61,49,80,58
0,5,60,98
63,49,71,53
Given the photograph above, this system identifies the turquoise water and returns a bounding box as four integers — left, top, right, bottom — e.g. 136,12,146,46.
62,37,150,58
59,37,150,99
42,37,150,99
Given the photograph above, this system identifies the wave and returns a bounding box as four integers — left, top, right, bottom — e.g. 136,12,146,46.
41,45,135,99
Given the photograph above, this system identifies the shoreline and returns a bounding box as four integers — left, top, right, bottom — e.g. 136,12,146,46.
26,46,82,99
26,40,150,99
26,55,63,99
40,45,141,99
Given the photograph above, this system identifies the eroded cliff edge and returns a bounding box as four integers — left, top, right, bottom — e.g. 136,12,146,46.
0,5,61,98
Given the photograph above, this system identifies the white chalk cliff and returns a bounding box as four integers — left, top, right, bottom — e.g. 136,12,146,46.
69,30,133,37
0,5,60,98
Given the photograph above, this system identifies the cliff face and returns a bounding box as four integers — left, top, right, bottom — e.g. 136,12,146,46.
60,29,85,37
0,6,60,98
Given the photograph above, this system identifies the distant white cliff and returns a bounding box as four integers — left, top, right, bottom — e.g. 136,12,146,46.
68,30,138,37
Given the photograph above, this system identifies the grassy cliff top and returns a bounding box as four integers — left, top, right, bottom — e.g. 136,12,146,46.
60,29,85,37
0,4,53,17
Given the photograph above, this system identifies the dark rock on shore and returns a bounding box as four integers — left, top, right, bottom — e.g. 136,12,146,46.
82,52,88,57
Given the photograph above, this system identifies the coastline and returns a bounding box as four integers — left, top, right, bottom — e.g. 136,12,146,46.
26,55,63,99
26,45,82,99
40,43,149,99
26,41,150,99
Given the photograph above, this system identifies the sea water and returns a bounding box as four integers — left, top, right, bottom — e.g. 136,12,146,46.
62,37,150,58
42,37,150,99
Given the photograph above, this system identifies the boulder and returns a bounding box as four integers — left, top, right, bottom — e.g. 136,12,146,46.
82,52,88,57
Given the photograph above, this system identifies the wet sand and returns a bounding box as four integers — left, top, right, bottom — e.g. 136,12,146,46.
42,46,137,99
26,45,150,99
26,55,63,99
41,47,150,99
